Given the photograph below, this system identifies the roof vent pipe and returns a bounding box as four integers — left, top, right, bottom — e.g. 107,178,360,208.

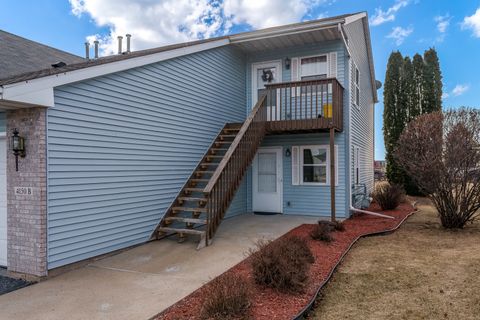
94,40,99,59
84,42,90,59
126,34,131,53
117,36,123,54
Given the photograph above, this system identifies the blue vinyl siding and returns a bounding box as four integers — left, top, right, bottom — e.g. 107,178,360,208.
247,133,348,218
245,40,350,218
344,18,375,197
47,45,247,268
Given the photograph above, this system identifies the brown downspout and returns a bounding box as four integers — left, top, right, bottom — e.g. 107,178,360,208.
329,127,336,222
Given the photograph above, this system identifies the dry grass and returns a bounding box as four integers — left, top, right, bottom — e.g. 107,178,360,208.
311,198,480,320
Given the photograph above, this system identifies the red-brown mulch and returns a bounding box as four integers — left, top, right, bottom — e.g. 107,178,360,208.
153,202,415,320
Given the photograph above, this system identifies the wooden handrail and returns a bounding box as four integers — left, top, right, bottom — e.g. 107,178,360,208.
265,77,344,89
202,94,268,246
203,94,267,194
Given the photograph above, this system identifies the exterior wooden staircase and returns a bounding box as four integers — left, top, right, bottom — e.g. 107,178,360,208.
151,95,268,249
150,78,345,249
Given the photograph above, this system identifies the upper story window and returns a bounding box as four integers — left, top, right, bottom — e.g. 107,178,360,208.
353,64,360,107
300,55,328,81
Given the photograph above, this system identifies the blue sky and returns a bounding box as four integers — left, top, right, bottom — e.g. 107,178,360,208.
1,0,479,160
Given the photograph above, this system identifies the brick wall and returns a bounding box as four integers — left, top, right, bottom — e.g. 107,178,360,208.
6,107,47,277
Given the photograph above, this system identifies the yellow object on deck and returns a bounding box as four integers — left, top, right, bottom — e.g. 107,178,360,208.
323,103,333,118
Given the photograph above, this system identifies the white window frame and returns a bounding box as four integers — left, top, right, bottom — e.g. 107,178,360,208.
298,145,338,186
353,62,360,109
299,54,329,81
353,145,360,185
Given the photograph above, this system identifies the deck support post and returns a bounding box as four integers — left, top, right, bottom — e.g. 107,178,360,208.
329,128,336,222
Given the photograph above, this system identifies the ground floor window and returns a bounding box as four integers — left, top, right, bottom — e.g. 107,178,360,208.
292,145,337,186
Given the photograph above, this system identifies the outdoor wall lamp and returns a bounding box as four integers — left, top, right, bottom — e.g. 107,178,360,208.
12,128,25,171
285,57,291,70
285,147,291,157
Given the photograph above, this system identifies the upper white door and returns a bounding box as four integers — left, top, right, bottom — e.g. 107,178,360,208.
252,61,282,120
252,147,283,213
0,135,7,266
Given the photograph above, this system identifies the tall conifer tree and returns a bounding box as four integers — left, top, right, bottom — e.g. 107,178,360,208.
383,51,406,185
423,48,443,113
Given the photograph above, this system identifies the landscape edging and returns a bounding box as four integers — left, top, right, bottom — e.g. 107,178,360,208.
292,203,419,320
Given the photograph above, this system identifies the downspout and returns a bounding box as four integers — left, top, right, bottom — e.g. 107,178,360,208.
340,23,394,220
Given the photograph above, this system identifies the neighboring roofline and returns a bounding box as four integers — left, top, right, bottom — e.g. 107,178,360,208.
0,29,84,60
0,12,367,108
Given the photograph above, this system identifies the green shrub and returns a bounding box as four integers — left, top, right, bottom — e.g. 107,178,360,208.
372,182,405,210
249,236,314,293
200,273,251,320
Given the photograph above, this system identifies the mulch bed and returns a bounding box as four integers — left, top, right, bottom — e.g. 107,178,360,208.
153,202,415,320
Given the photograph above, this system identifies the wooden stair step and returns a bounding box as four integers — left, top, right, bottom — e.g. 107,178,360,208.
210,148,228,152
184,187,204,192
206,155,224,159
178,197,207,202
165,217,207,224
195,170,215,174
157,227,205,235
219,134,237,139
172,207,207,212
190,179,210,182
200,162,218,166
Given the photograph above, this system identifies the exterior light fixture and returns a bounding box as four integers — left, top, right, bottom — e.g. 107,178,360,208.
285,147,291,157
285,57,291,70
12,128,25,171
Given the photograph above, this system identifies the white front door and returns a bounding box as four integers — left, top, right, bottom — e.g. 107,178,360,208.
252,61,282,120
0,135,7,266
252,147,283,213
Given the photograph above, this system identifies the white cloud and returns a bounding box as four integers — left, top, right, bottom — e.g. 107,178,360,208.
462,8,480,38
224,0,322,29
370,0,410,26
452,84,470,97
434,14,451,33
387,26,413,45
69,0,327,56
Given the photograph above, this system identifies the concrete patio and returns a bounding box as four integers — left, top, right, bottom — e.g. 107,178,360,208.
0,213,318,320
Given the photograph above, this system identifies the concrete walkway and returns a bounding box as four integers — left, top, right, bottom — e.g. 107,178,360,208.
0,213,318,320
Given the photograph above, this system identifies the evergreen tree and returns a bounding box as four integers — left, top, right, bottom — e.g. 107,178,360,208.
412,53,424,117
401,56,414,122
383,51,407,185
383,49,443,194
423,48,443,113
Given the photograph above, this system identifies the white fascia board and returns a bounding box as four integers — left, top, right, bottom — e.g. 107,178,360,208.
230,19,344,43
1,38,230,107
344,12,367,25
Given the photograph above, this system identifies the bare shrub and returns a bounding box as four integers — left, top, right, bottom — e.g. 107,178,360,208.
372,182,405,210
333,220,346,232
310,223,333,242
249,236,314,293
396,108,480,228
201,273,251,320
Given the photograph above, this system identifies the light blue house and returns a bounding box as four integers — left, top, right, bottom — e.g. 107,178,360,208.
0,12,377,277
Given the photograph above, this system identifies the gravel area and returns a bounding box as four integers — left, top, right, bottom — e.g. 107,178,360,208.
0,269,30,295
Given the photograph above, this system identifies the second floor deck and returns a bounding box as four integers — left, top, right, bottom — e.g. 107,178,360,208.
259,78,344,133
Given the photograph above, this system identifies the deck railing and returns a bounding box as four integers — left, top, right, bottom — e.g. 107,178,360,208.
264,78,344,132
202,95,268,246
